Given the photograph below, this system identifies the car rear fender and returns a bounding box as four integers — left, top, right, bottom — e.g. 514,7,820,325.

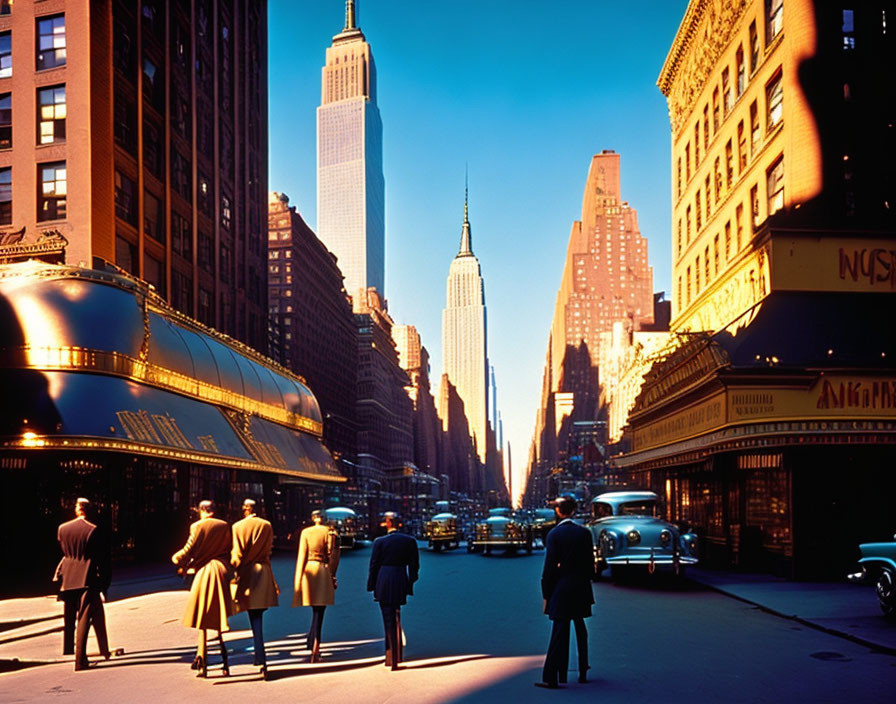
858,556,896,574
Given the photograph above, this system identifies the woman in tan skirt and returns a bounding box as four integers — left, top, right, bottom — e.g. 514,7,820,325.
172,500,233,678
292,509,340,662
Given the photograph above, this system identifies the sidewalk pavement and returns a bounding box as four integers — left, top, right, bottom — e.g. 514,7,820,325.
688,568,896,654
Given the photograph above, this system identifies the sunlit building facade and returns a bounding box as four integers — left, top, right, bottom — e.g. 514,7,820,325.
442,192,489,463
616,0,896,578
316,0,385,299
0,0,269,352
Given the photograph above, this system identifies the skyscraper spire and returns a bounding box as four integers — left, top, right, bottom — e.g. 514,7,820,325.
345,0,357,30
459,172,472,256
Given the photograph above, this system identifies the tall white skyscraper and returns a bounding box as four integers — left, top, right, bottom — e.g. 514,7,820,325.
442,188,488,462
317,0,385,298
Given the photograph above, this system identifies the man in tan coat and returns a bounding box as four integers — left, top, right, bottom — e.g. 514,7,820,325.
231,498,278,678
172,500,232,678
292,509,340,663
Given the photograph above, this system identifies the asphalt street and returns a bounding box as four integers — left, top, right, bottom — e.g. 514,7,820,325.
0,544,894,703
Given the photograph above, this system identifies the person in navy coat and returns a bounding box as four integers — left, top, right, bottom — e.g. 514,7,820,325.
367,512,419,670
537,496,594,689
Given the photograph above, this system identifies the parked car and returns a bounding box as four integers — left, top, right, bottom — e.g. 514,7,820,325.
847,533,896,618
529,508,558,545
424,512,461,552
469,508,533,555
324,507,360,549
587,491,698,580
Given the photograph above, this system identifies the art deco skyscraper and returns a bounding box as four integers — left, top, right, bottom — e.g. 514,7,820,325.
442,190,488,463
317,0,385,299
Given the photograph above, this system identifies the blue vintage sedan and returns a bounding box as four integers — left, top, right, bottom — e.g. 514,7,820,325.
588,491,698,580
847,534,896,618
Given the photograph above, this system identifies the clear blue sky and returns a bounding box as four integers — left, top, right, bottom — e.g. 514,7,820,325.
269,0,689,502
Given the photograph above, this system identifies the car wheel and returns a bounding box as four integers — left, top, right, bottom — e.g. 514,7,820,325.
876,568,896,618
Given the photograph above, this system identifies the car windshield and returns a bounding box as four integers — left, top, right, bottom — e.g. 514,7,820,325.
618,501,656,516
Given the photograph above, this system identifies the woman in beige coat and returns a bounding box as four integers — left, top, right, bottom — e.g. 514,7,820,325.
292,510,340,662
231,499,278,679
172,500,233,678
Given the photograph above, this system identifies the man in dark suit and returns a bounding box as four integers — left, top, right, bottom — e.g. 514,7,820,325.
367,512,419,670
54,498,112,671
536,496,594,689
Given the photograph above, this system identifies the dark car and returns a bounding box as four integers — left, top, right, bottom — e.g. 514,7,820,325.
469,508,533,555
424,512,461,552
847,533,896,618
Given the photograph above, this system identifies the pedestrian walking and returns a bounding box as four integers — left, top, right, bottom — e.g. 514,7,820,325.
231,498,279,679
53,498,113,671
536,496,594,689
172,499,233,678
292,509,340,663
367,511,419,670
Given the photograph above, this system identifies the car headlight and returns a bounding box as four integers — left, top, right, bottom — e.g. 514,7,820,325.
602,533,617,554
626,530,641,546
660,529,672,545
687,536,698,554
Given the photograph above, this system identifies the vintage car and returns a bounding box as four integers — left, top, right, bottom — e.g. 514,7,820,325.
529,508,558,544
323,507,360,549
469,508,533,555
424,512,461,551
847,533,896,618
588,491,698,579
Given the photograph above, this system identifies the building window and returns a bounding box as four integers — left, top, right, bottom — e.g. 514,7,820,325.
695,255,701,291
705,175,712,216
735,204,744,250
115,233,137,275
737,121,747,174
685,144,691,182
725,221,732,260
0,1,10,16
722,67,732,115
37,15,67,70
749,21,759,73
114,95,137,155
221,194,232,231
713,234,720,275
686,266,692,304
750,184,760,229
142,57,164,112
767,156,784,216
198,230,213,272
172,211,192,261
766,73,783,131
714,157,722,203
172,270,193,317
144,190,163,241
143,119,164,179
736,45,746,98
0,32,11,78
114,170,137,225
703,105,710,152
38,161,67,221
677,219,682,256
725,140,734,189
198,174,211,217
704,246,711,282
0,167,10,225
0,93,10,149
38,85,66,145
114,16,137,81
172,148,191,202
143,253,164,294
712,87,720,133
694,123,700,166
677,276,682,308
766,0,783,45
750,100,760,156
676,157,682,197
686,205,692,242
842,10,855,50
695,191,702,231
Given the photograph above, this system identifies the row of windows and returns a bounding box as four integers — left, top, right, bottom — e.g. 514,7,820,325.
677,155,783,310
678,71,782,256
0,161,66,226
0,85,67,150
0,14,66,78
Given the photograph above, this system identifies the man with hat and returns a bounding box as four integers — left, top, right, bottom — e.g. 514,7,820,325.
54,497,112,671
536,495,594,689
172,499,233,677
293,509,340,663
231,498,278,678
367,511,419,670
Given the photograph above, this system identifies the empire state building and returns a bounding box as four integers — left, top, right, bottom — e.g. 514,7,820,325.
442,191,489,463
317,0,385,298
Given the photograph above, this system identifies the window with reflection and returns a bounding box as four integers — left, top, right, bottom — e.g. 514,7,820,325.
767,156,784,215
0,32,11,78
766,73,783,130
38,161,67,221
114,170,137,225
0,167,11,225
0,93,10,149
766,0,783,45
37,15,67,70
38,85,67,145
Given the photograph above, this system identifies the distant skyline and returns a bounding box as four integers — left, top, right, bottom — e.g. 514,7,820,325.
269,0,690,502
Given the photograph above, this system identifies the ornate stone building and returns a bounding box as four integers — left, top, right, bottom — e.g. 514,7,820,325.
617,0,896,578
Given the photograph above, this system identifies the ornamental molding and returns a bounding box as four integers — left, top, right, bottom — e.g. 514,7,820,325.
658,0,749,136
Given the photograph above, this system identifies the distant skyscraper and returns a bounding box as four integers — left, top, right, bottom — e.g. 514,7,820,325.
442,188,488,462
317,0,385,299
